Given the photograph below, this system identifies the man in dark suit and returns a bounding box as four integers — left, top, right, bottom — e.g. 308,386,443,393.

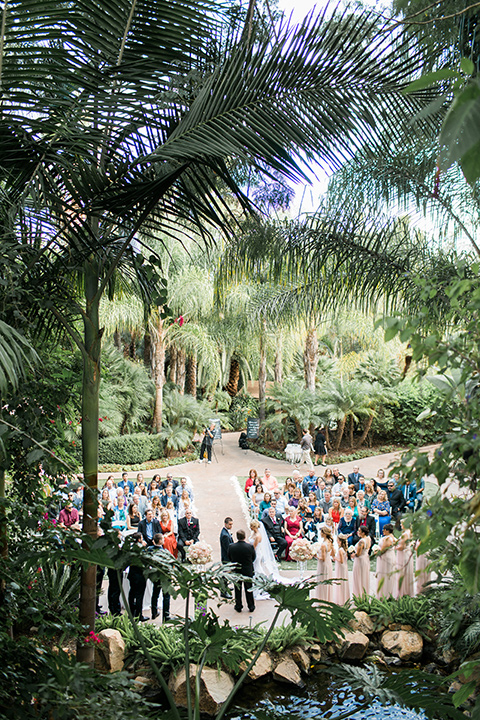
177,508,200,561
138,509,162,547
387,478,406,527
261,507,288,560
401,479,417,512
148,533,171,621
347,466,365,492
227,529,255,613
127,533,148,621
219,516,234,598
354,506,375,545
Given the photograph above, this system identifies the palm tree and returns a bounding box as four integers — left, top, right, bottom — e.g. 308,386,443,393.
321,377,374,450
3,0,430,661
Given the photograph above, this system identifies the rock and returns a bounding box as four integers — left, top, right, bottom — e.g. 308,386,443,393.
239,651,273,681
95,629,125,673
169,663,234,715
459,653,480,686
308,644,324,661
273,658,303,686
448,681,463,694
384,656,402,666
291,646,311,674
134,676,154,691
381,630,423,662
349,611,375,636
336,631,370,661
424,663,443,675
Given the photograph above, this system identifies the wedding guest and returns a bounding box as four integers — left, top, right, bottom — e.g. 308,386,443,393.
284,505,303,561
364,482,377,511
372,489,391,536
415,540,431,594
376,524,396,598
305,507,323,542
244,469,258,495
159,509,178,559
396,523,414,597
337,508,356,546
315,527,334,602
329,497,343,527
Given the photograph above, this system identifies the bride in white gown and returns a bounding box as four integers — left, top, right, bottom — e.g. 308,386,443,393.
249,519,287,599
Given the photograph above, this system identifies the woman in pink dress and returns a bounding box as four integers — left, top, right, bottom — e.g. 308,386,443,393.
315,527,335,602
334,536,351,604
396,524,414,597
376,524,396,598
284,505,303,560
352,526,371,597
415,540,431,594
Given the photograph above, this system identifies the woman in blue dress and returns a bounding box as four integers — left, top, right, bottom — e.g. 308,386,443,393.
371,489,391,536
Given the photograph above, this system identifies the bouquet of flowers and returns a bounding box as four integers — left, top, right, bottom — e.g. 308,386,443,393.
289,537,316,562
347,545,356,555
186,540,212,565
371,544,380,555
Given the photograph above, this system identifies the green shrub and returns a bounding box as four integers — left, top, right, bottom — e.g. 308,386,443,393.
98,433,164,465
353,593,434,635
228,392,259,430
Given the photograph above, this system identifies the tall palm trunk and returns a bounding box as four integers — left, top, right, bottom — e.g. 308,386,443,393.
334,415,347,451
349,414,354,448
274,335,283,385
185,353,197,396
176,348,186,394
259,317,267,422
77,258,102,665
225,356,240,397
113,329,122,352
357,413,374,448
304,327,319,392
144,329,152,368
169,346,177,384
152,317,166,432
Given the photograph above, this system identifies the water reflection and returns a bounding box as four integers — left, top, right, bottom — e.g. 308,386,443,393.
228,674,424,720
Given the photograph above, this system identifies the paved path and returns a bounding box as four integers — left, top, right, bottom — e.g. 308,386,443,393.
99,434,437,626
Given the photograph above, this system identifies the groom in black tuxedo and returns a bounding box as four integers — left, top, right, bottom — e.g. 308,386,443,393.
227,529,255,613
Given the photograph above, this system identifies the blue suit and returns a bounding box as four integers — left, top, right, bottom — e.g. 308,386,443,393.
402,482,417,512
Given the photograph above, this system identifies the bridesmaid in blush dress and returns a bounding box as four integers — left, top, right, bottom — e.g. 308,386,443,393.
415,540,432,594
376,524,396,598
315,527,335,602
396,524,414,597
334,536,351,604
352,526,371,597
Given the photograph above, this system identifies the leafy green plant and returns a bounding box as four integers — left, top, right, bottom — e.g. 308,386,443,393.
352,593,434,636
97,433,164,465
228,391,259,431
266,623,315,654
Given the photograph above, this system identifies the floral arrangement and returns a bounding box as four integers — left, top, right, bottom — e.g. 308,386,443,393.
371,544,380,555
289,537,316,562
186,540,212,565
84,630,103,645
347,545,356,555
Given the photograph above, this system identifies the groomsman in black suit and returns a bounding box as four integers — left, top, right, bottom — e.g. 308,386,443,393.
228,529,255,613
261,506,288,560
219,517,234,598
177,509,200,561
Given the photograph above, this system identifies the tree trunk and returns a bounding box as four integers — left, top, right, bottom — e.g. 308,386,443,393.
259,317,267,422
0,466,6,601
303,327,319,392
152,317,166,433
77,259,102,665
169,345,177,384
144,329,151,368
113,329,122,352
334,415,346,451
324,425,332,450
274,335,283,385
349,414,354,448
185,353,197,397
225,356,240,397
129,331,136,359
176,348,186,395
357,413,374,448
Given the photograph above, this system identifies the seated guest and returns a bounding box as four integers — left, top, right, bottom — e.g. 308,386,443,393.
149,479,161,499
262,468,279,493
298,497,311,522
118,472,134,496
340,486,351,508
374,468,388,492
401,478,417,512
272,489,287,517
329,497,344,527
354,505,375,545
307,491,318,516
159,473,179,491
244,469,258,495
302,470,319,497
177,508,200,562
364,482,377,511
323,467,334,486
284,505,303,561
175,476,194,502
58,500,81,530
387,477,406,527
347,495,359,519
151,495,162,519
283,479,296,501
159,508,178,558
331,468,347,496
356,490,366,512
160,484,179,510
261,506,288,560
315,479,327,502
138,509,161,547
337,508,356,546
104,476,118,504
372,489,391,535
258,492,272,519
319,489,333,516
305,507,323,542
127,502,141,529
288,487,302,509
348,466,365,491
250,482,264,516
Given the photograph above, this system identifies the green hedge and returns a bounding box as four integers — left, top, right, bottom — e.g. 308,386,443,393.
98,433,164,465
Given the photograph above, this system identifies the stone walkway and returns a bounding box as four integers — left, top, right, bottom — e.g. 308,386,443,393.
98,434,438,626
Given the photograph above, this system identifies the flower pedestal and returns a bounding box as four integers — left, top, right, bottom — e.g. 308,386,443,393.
296,560,308,579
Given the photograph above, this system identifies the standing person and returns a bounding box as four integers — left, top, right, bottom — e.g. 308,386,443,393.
149,533,171,621
177,508,200,561
396,524,414,597
387,477,406,528
352,526,371,597
127,533,148,621
334,536,351,605
300,428,314,470
220,517,234,599
314,427,327,466
228,529,256,613
376,524,396,598
199,422,215,463
315,527,334,602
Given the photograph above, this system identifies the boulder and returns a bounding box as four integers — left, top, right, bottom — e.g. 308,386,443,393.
336,631,370,661
134,676,154,691
273,658,303,686
95,629,125,673
307,644,324,662
169,664,234,715
381,630,423,662
291,646,311,674
349,611,375,636
239,651,273,681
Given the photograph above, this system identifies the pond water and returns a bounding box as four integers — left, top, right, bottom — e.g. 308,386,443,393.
228,672,425,720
